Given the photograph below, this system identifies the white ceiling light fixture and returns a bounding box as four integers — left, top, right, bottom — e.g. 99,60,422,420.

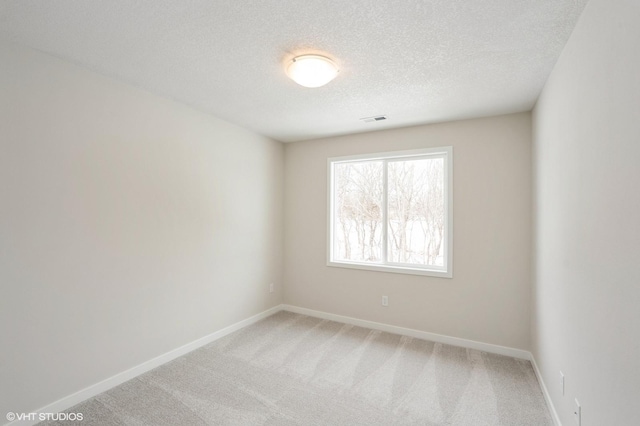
286,54,339,88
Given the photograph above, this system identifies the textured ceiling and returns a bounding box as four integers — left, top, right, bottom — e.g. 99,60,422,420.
0,0,588,142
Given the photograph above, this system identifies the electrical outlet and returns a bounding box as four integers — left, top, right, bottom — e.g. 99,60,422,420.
381,295,388,307
269,283,274,293
560,371,565,396
574,398,581,425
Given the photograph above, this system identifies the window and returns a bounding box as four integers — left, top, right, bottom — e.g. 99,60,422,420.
328,147,452,277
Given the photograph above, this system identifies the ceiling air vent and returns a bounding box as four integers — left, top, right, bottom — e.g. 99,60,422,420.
360,115,387,123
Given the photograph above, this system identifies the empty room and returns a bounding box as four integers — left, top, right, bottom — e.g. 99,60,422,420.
1,0,638,425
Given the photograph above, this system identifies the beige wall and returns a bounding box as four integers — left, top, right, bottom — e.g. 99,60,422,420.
284,113,532,350
532,0,640,424
0,41,284,416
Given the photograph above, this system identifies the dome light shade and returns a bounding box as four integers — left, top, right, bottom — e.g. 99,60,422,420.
286,55,339,88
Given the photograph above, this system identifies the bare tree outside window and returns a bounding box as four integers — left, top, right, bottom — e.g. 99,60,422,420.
333,161,383,263
388,158,444,267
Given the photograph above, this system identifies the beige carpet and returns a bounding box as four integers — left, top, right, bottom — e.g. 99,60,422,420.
41,311,551,425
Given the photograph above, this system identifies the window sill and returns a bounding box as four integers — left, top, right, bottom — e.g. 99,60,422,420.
326,261,452,278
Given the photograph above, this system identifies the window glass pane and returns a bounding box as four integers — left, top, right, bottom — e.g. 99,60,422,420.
333,161,383,263
387,157,445,267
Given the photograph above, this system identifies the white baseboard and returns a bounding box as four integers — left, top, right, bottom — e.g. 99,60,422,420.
7,304,284,426
282,304,531,360
530,354,562,426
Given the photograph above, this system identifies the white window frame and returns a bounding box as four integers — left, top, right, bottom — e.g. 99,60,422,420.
327,146,453,278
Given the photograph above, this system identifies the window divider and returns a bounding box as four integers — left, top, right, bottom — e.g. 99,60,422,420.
382,159,388,264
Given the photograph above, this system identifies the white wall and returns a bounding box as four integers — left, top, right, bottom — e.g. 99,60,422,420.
532,0,640,424
284,113,532,350
0,41,284,416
